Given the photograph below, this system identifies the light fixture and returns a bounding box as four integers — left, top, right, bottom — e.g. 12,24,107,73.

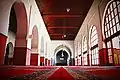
66,8,70,13
61,8,70,58
64,34,66,38
61,44,64,57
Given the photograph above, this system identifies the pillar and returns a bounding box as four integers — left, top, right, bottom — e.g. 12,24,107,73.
40,56,44,66
48,59,50,66
8,58,13,65
30,54,39,66
99,48,108,66
13,47,31,65
0,33,7,65
45,58,48,66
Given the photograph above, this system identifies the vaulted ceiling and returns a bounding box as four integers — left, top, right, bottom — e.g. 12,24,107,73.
35,0,94,40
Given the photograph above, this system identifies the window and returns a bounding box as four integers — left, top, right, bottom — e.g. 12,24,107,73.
78,42,82,65
103,0,120,64
78,56,82,65
90,26,99,65
75,42,78,66
104,0,120,39
82,37,88,65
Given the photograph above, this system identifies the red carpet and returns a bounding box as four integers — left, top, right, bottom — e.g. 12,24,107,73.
48,67,75,80
0,66,120,80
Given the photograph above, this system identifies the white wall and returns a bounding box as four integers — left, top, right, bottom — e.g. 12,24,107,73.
50,40,74,59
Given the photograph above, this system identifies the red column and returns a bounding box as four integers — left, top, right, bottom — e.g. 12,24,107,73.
13,47,31,65
8,58,13,65
40,57,44,66
0,33,7,65
30,54,38,66
45,58,48,66
87,54,90,66
99,48,108,65
77,56,78,66
48,59,50,66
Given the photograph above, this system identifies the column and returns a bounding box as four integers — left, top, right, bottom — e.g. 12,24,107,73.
13,38,31,65
99,48,108,66
30,54,39,66
0,33,7,65
45,58,48,66
40,56,44,66
48,59,50,66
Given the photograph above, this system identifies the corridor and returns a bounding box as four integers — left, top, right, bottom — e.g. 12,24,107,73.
0,0,120,79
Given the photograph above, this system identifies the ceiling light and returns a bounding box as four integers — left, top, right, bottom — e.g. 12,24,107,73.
63,34,66,38
66,8,70,13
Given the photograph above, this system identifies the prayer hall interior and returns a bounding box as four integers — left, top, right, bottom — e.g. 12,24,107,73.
0,0,120,80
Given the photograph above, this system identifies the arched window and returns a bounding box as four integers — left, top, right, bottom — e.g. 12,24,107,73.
78,42,82,65
82,37,88,65
75,42,78,66
41,36,44,52
90,26,99,65
103,0,120,65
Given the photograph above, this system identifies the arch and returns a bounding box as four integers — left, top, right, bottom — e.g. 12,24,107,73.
4,42,14,65
45,42,48,66
10,1,29,65
102,0,120,40
12,1,28,40
6,3,17,65
30,26,39,66
40,36,45,66
77,42,82,66
102,0,120,65
82,36,88,65
54,44,72,66
41,36,44,53
56,50,69,66
31,26,39,50
9,5,17,34
89,25,99,65
45,42,47,56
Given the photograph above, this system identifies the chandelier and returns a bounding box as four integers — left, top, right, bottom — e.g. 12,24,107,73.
61,8,70,58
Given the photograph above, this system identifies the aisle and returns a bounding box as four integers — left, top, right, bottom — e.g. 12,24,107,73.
47,67,75,80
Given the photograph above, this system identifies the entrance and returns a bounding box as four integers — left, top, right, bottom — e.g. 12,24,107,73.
56,50,68,66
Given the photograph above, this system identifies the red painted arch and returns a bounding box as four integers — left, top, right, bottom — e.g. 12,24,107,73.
12,2,30,65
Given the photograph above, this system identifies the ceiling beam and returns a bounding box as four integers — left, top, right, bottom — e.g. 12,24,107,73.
50,34,75,36
47,26,79,29
43,14,83,18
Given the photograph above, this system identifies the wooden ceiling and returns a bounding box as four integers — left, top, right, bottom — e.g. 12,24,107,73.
35,0,94,40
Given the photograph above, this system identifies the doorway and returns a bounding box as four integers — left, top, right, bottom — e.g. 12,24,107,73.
56,50,68,66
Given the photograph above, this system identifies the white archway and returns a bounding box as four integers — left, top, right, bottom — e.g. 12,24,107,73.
54,44,72,66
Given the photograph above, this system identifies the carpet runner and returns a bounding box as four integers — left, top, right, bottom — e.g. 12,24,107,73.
47,67,75,80
0,66,120,80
